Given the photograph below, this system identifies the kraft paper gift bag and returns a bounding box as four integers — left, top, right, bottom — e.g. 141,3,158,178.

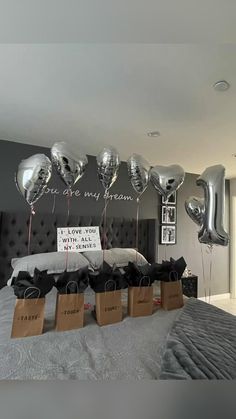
11,287,45,338
55,292,84,332
55,273,88,332
89,263,124,326
95,279,122,326
128,284,153,317
161,271,184,310
124,266,154,317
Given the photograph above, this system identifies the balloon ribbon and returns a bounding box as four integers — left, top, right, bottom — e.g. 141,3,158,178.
102,191,109,264
27,205,35,255
135,196,140,263
201,244,214,303
52,195,56,214
65,190,72,270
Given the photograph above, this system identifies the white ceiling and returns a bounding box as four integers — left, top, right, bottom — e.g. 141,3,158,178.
0,0,236,43
1,43,236,177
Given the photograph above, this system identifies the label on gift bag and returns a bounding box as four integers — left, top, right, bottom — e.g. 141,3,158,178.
11,298,45,338
95,290,122,326
161,281,184,310
55,293,84,332
128,286,153,317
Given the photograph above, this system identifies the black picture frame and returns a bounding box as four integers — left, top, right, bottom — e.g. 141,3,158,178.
160,225,176,245
162,192,176,205
161,205,176,224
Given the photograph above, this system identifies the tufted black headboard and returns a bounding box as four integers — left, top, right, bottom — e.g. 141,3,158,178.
0,212,158,288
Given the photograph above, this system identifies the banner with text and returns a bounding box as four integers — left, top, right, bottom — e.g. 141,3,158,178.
57,226,102,252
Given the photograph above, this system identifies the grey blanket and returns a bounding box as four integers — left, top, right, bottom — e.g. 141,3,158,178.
160,298,236,379
0,286,180,379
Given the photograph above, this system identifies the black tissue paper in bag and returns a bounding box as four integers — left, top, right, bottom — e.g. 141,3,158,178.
56,267,89,294
124,262,155,287
158,257,187,282
172,257,187,280
13,268,55,299
89,262,126,293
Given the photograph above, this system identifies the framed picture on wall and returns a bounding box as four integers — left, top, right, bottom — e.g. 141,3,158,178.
162,192,176,205
161,225,176,245
161,205,176,224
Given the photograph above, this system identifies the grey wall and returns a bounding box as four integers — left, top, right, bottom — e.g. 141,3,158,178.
158,173,230,298
0,140,230,297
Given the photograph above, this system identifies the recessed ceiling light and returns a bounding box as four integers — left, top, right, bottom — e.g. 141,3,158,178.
147,131,160,137
213,80,230,91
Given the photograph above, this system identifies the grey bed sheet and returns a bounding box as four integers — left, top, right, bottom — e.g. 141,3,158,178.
160,298,236,379
0,286,180,379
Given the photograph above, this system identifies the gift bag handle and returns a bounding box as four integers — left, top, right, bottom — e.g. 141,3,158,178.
66,280,79,294
168,270,179,282
139,275,151,288
23,286,41,300
105,279,117,294
138,276,151,302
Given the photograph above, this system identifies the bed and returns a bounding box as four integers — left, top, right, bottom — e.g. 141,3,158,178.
0,211,235,380
0,285,182,379
0,211,180,380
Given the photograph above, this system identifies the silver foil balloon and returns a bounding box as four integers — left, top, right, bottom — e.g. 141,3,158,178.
150,164,185,201
196,165,229,246
97,146,120,191
51,142,88,189
185,196,205,226
15,154,52,208
127,154,150,196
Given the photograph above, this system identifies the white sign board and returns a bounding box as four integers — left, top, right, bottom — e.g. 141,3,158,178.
57,226,102,252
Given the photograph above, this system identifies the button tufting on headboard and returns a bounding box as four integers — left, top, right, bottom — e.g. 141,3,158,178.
0,212,157,288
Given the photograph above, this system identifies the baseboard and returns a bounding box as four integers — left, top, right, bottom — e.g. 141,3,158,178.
198,293,230,302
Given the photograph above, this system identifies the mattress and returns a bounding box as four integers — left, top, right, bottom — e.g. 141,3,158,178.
0,285,181,379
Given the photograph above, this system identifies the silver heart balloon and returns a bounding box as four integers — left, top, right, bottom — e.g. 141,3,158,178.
51,142,88,189
15,154,52,208
97,146,120,191
185,196,205,226
150,164,185,201
127,154,150,196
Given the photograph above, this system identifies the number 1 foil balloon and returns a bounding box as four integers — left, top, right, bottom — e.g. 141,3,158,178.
196,165,229,246
51,142,88,190
96,146,120,191
15,154,52,212
150,164,185,202
127,154,150,197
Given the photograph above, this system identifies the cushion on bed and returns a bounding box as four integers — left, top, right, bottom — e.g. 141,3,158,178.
82,248,148,270
8,252,89,286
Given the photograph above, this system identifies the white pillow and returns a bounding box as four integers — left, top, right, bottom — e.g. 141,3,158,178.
82,248,148,270
8,252,89,286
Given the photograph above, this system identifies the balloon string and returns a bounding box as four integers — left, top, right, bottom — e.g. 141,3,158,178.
135,196,140,263
65,190,72,271
52,195,56,214
102,192,109,265
163,196,168,261
200,244,207,301
101,196,110,220
163,196,170,261
27,206,35,255
164,244,167,261
67,190,71,221
208,245,213,304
